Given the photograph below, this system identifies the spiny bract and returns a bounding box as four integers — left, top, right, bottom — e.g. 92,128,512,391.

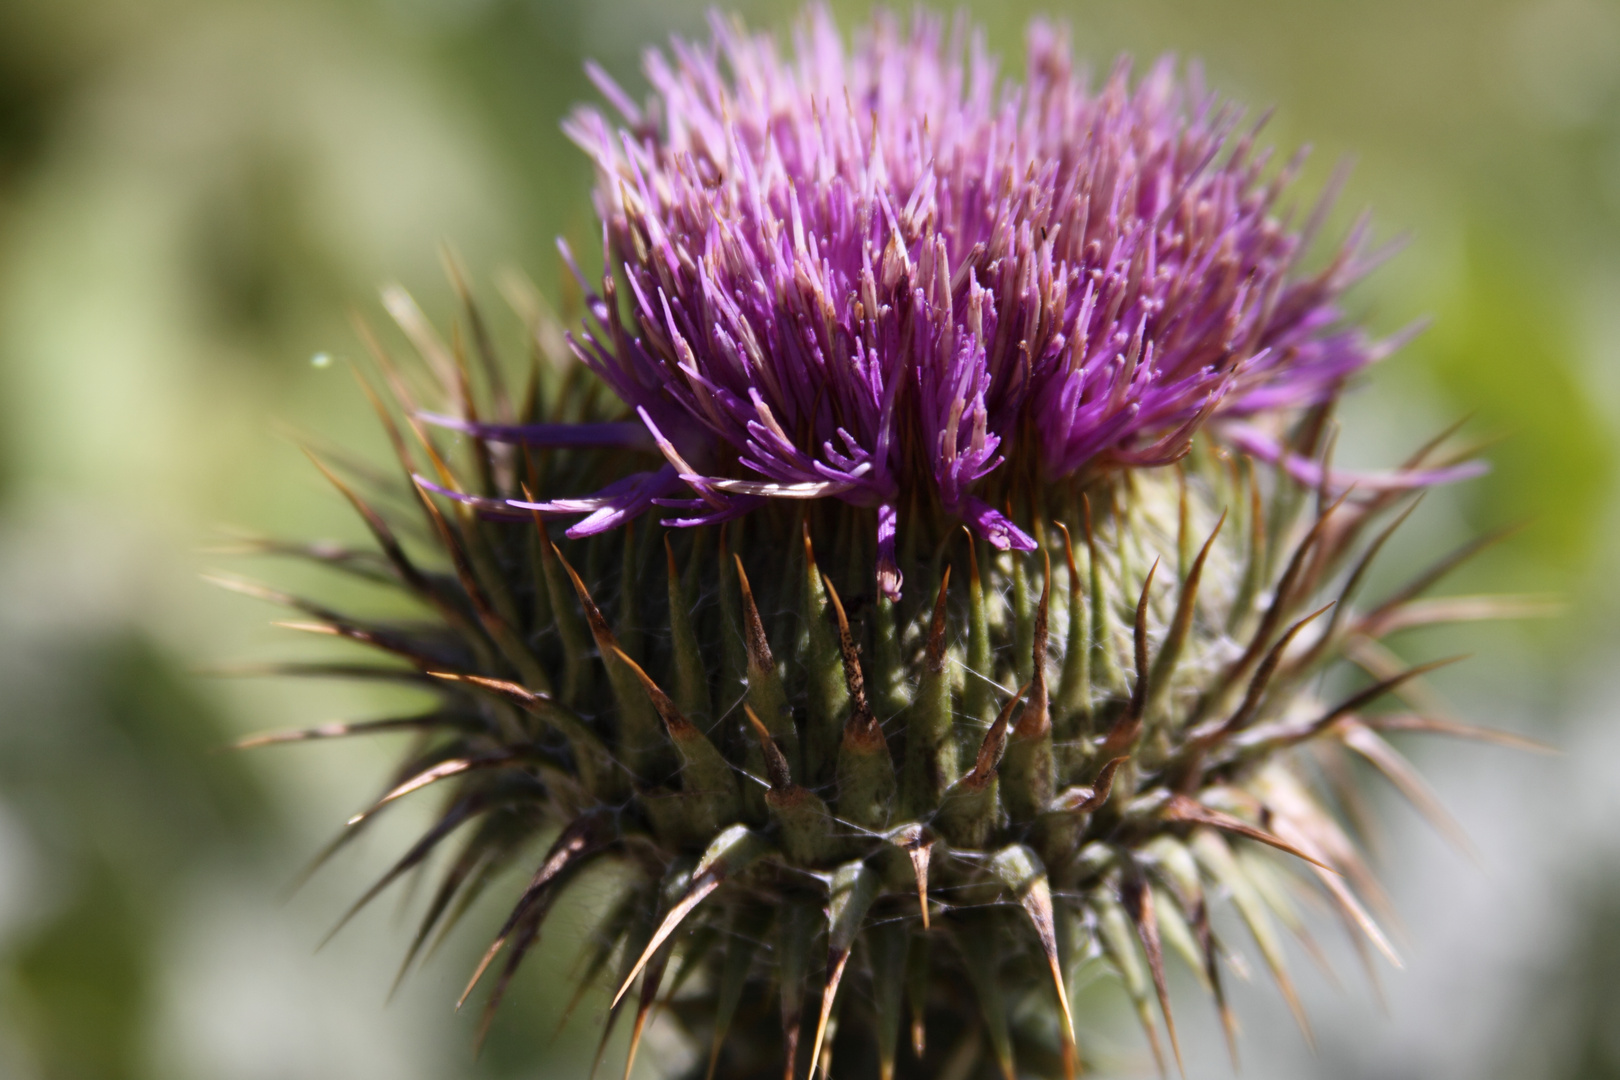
223,8,1526,1080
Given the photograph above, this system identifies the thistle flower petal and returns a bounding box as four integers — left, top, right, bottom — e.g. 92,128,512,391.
549,6,1397,577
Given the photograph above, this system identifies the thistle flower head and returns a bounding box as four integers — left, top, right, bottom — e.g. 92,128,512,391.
226,9,1520,1080
547,7,1389,595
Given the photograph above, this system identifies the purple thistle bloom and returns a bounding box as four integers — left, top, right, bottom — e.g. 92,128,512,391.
437,5,1453,596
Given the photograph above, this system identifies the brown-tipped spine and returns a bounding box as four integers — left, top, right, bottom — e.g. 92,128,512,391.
901,568,957,816
1004,553,1055,823
745,705,837,865
1052,521,1091,738
611,645,740,831
1099,559,1159,759
736,556,800,776
553,539,665,778
935,685,1026,849
801,525,848,787
826,574,895,831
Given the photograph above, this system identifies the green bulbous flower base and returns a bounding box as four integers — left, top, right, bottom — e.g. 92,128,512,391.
227,285,1505,1080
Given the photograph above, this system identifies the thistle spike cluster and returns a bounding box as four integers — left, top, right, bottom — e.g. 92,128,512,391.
222,9,1533,1080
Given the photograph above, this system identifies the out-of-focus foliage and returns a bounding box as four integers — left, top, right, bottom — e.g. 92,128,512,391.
2,636,268,1080
1426,232,1613,588
0,0,1616,1078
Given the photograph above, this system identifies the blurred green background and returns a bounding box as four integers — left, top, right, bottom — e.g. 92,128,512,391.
1,0,1618,1077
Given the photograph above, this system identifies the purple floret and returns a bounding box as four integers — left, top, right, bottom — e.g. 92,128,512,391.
447,6,1419,597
